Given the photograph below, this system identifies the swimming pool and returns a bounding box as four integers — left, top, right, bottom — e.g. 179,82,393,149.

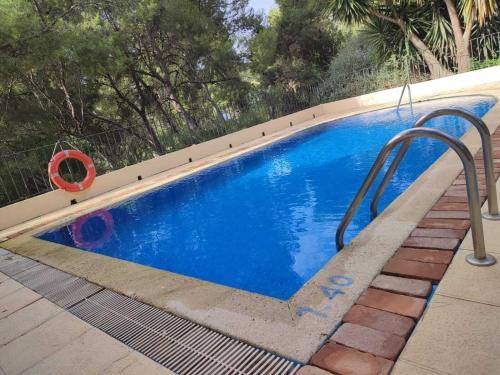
39,96,496,300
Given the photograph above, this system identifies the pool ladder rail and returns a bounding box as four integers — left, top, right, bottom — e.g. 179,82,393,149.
336,110,498,267
397,83,413,113
371,109,500,221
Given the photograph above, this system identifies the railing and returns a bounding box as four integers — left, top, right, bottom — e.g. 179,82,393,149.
470,31,500,62
370,109,500,221
335,127,496,267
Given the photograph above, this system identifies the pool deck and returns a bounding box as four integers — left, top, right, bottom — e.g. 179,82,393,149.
390,179,500,375
0,264,174,375
0,248,300,375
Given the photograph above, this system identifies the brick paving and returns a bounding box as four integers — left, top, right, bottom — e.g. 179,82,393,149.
304,129,500,374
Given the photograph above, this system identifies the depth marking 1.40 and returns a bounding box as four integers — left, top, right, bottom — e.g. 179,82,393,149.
296,275,353,318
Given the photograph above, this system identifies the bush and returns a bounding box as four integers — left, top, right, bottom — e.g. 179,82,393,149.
471,57,500,70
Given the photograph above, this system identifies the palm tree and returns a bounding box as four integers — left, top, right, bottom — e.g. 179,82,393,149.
327,0,499,78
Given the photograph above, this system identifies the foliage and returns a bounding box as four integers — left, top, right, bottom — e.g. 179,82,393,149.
0,0,262,155
471,56,500,68
326,0,500,76
249,0,343,87
319,35,413,102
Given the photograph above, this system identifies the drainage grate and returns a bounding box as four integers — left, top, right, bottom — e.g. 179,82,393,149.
45,277,103,308
5,259,103,308
15,263,73,291
70,289,300,375
0,250,301,374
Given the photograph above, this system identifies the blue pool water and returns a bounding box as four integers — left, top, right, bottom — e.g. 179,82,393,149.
39,96,496,300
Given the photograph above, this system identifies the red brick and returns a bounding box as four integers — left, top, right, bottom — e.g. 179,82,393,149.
446,185,487,193
330,323,405,360
440,193,486,205
433,201,470,211
454,176,487,184
473,162,500,171
476,157,497,165
426,210,469,219
343,305,415,338
309,342,393,375
452,182,487,191
411,227,466,239
453,180,487,188
447,184,487,192
356,288,426,319
402,237,459,250
383,257,447,282
370,274,431,298
460,170,500,179
418,218,470,230
436,196,469,203
296,365,333,375
478,150,500,158
444,190,486,199
395,248,454,264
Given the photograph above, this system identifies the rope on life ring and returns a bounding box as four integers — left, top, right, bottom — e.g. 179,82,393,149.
48,148,96,192
71,209,114,249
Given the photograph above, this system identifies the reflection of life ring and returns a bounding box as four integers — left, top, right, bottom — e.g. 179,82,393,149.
71,210,114,249
48,150,96,192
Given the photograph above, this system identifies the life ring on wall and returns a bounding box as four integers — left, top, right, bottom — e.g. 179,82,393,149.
48,150,96,192
71,209,114,249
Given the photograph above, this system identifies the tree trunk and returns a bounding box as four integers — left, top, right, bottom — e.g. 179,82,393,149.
106,73,165,155
202,83,226,124
129,70,166,155
407,31,451,79
149,50,199,133
372,11,452,79
138,110,165,155
162,79,198,140
444,0,471,73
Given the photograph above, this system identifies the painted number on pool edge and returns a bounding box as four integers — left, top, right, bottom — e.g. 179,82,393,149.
329,275,353,286
296,275,353,318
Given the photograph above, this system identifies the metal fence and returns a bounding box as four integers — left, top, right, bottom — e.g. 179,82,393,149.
1,32,499,208
470,31,500,62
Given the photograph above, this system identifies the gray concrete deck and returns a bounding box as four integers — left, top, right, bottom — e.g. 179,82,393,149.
0,272,174,375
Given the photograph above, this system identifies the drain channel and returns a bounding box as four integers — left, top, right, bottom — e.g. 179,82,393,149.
0,250,300,375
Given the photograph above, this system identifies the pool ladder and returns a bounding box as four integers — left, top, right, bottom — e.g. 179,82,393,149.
397,83,413,112
335,109,498,267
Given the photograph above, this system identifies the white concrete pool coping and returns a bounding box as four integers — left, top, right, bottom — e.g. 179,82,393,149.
1,69,499,362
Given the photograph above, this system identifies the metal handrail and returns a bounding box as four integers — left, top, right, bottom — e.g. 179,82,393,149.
397,83,413,112
335,127,496,266
370,109,500,221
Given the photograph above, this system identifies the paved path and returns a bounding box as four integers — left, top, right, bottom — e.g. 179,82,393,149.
392,180,500,374
0,271,174,375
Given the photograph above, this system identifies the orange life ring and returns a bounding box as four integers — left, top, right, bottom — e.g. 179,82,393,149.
71,209,114,249
48,149,96,192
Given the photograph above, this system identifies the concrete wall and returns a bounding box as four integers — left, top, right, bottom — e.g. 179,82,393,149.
1,66,499,232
